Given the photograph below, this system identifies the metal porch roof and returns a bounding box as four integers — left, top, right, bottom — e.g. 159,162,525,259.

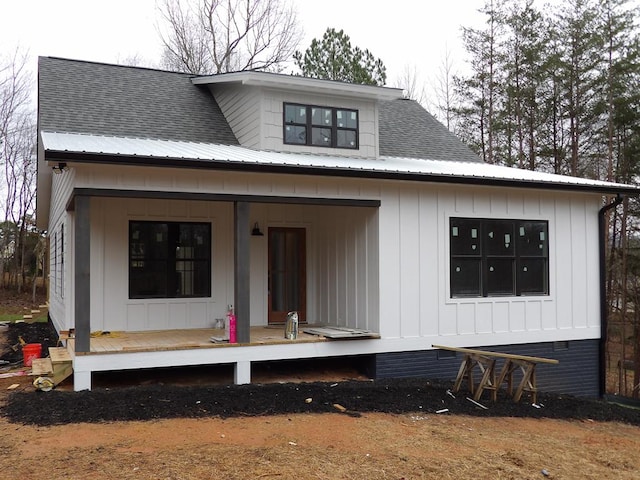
40,131,640,195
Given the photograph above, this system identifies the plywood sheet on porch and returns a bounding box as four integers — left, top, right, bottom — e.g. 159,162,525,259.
68,327,327,355
302,326,380,339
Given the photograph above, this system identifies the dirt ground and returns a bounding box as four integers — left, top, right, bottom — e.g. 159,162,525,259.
2,322,640,478
1,378,640,480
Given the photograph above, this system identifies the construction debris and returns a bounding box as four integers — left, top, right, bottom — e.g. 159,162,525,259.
466,397,489,410
0,370,27,379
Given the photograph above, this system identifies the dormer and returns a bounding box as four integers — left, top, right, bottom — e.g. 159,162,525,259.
192,72,403,158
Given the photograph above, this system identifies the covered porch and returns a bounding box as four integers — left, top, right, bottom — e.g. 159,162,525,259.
65,325,382,390
67,326,331,354
66,185,381,390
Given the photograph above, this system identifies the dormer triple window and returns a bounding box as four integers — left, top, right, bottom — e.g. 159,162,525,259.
283,103,359,149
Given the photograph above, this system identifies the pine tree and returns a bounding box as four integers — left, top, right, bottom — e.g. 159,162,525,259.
456,0,507,163
293,28,386,86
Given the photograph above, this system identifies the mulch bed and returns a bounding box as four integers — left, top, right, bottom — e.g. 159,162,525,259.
2,322,640,427
0,321,59,365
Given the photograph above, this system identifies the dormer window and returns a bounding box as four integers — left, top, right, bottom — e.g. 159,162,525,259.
284,103,359,149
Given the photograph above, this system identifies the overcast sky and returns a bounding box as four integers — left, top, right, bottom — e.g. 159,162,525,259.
0,0,485,93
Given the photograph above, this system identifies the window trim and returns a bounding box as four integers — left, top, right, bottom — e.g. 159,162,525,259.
283,103,359,149
449,217,549,298
128,221,212,300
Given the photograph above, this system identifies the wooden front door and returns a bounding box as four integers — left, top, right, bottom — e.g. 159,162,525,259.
268,227,306,324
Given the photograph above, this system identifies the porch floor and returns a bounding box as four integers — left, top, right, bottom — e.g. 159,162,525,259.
66,326,327,355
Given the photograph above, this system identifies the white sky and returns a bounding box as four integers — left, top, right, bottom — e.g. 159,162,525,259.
0,0,485,95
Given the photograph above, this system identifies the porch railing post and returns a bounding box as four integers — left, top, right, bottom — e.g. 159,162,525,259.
234,201,250,343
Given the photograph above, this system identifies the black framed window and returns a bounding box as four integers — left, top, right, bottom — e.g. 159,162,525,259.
450,218,548,298
129,221,211,299
284,103,359,149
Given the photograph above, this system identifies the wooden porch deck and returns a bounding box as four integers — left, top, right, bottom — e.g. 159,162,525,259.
66,326,328,355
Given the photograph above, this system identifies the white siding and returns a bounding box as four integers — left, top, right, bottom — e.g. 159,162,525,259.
90,198,233,331
64,163,603,349
377,182,602,348
210,84,378,158
47,168,75,332
210,84,262,149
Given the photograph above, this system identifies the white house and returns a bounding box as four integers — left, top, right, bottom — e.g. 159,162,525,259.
36,57,639,393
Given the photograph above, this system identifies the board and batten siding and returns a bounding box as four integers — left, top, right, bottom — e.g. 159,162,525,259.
72,164,381,333
377,182,601,349
88,197,233,332
87,196,379,332
70,163,601,349
210,84,379,158
47,167,76,333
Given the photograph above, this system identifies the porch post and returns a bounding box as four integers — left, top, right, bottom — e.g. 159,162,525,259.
234,201,250,343
74,195,91,352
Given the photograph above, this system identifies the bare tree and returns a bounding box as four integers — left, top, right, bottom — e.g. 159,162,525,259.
0,48,37,291
0,49,31,159
394,65,427,107
431,46,460,133
115,53,157,68
157,0,303,74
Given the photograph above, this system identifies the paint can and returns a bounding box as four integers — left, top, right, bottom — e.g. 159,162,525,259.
214,318,225,330
284,311,299,340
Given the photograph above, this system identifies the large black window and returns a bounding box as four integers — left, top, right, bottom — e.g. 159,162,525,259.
283,103,359,149
450,218,549,298
129,221,211,299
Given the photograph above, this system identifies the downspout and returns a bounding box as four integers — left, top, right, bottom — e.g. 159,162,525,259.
598,193,623,397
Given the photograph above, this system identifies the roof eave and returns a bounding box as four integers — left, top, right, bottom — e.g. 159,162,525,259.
43,150,640,196
191,72,403,101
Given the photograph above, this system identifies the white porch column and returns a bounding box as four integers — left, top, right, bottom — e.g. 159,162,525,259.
73,369,92,391
234,360,251,384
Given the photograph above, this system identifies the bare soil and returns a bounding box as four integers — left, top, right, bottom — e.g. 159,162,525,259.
1,322,640,478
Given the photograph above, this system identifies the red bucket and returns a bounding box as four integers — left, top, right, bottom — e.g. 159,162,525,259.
23,343,42,367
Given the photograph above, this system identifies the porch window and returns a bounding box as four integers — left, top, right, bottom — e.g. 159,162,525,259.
450,218,549,298
283,103,359,149
129,221,211,299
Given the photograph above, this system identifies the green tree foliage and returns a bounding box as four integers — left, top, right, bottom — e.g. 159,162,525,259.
455,0,640,397
294,28,387,86
455,0,506,163
455,0,640,179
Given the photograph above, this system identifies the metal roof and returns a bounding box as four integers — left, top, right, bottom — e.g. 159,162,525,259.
41,131,640,195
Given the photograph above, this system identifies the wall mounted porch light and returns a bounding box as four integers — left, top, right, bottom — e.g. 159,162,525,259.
52,162,68,174
251,222,264,236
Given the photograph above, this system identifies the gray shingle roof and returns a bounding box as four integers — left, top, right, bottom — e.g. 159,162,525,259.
379,98,481,162
38,57,479,162
38,57,238,145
